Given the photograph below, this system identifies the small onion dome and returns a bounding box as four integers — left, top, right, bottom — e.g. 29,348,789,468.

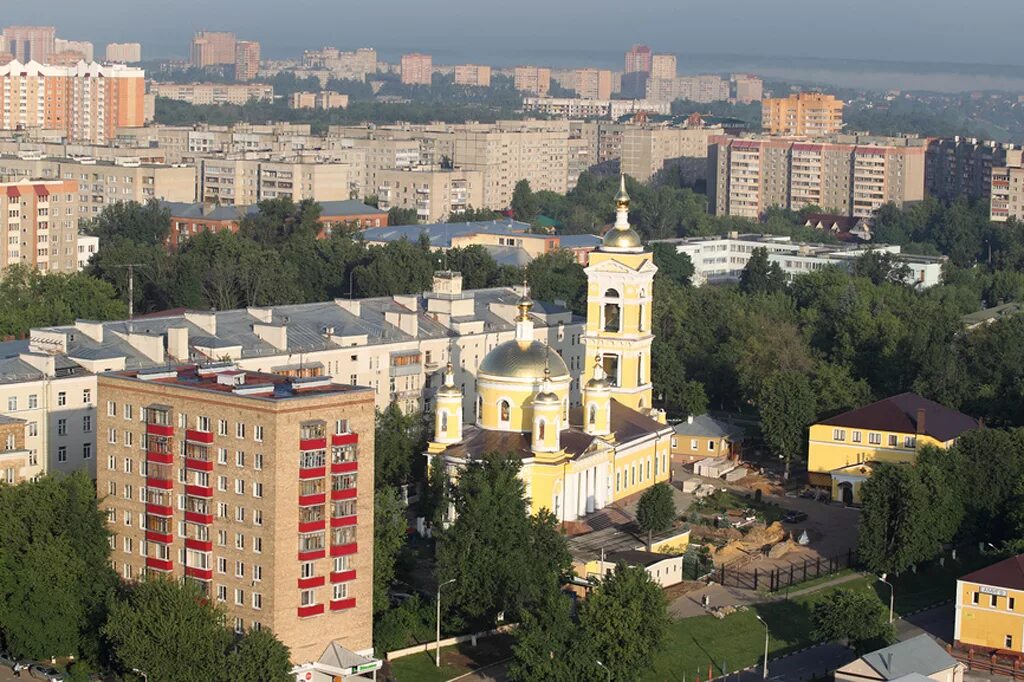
602,225,643,251
534,368,561,404
586,359,610,389
437,362,462,397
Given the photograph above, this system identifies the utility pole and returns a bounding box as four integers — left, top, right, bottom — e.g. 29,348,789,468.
111,263,146,321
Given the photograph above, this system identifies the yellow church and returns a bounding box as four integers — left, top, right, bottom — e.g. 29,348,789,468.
426,178,675,523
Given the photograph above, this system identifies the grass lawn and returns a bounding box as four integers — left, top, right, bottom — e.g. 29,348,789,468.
388,634,513,682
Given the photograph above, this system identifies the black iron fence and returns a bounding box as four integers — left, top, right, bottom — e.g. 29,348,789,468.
716,548,857,592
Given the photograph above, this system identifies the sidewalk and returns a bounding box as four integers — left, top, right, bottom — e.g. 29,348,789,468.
670,570,866,619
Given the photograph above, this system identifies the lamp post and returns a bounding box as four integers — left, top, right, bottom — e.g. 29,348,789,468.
132,669,148,682
879,573,894,624
436,578,456,667
755,615,769,679
595,660,611,682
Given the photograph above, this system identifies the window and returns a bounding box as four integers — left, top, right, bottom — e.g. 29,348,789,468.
218,530,227,547
254,425,263,442
125,431,134,447
852,431,862,443
83,415,91,432
83,443,91,459
108,428,117,444
253,537,262,553
236,451,245,467
904,436,916,448
336,419,349,434
301,561,315,579
107,400,116,417
57,419,67,436
602,289,621,332
28,394,38,409
1011,597,1016,610
252,482,263,498
333,583,348,601
832,429,846,441
333,556,350,573
124,404,133,421
235,589,244,606
217,585,227,602
57,446,67,462
1007,635,1014,649
888,435,898,447
499,400,510,424
83,388,91,404
57,391,66,406
236,423,246,439
217,448,228,465
235,560,245,578
217,419,227,436
616,471,620,491
253,565,262,582
708,440,716,451
235,479,245,495
218,557,227,574
218,475,227,491
196,415,210,432
869,432,881,445
27,422,37,437
6,397,15,411
252,593,262,610
300,589,317,607
254,453,263,470
236,506,246,523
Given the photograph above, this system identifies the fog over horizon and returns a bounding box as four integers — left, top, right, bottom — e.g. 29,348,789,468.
5,0,1024,69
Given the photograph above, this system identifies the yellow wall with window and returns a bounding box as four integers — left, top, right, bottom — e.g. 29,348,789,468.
956,579,1024,652
806,423,950,486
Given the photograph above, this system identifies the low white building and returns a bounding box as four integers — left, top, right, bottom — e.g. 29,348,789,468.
652,233,945,289
593,550,686,588
76,235,99,270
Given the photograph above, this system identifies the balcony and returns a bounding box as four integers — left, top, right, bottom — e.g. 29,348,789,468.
145,556,173,572
329,598,356,611
185,429,214,444
297,604,325,618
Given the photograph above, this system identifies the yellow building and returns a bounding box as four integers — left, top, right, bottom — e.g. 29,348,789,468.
956,555,1024,653
806,392,978,504
761,92,844,136
426,179,673,522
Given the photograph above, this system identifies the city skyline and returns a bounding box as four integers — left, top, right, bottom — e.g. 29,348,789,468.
4,0,1024,68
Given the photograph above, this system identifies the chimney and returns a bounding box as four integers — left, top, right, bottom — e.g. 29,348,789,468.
916,408,926,435
166,326,188,361
184,310,217,335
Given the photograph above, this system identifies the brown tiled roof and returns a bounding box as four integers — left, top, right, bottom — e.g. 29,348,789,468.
818,393,978,443
961,555,1024,591
443,427,595,461
568,399,668,443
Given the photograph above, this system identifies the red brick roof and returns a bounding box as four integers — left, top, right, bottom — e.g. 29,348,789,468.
818,392,978,443
962,555,1024,590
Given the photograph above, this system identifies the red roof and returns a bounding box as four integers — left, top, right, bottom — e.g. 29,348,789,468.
962,555,1024,590
6,186,19,198
818,392,978,443
33,184,49,197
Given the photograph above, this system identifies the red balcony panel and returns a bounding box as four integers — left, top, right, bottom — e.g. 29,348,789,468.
145,557,173,572
146,503,173,516
299,466,326,480
299,437,327,451
185,458,214,472
330,569,356,583
146,424,174,437
185,484,213,498
145,530,173,544
297,575,325,589
331,488,357,501
331,433,358,446
185,538,212,552
297,604,325,618
298,493,326,506
146,451,174,465
329,598,356,611
184,511,213,525
298,549,326,561
330,515,357,528
330,542,358,557
185,429,214,444
185,566,213,581
331,462,358,474
298,519,326,533
146,477,173,490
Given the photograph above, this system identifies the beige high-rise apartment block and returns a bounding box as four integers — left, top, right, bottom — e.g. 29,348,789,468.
574,68,612,100
149,82,274,106
0,178,80,273
106,42,142,63
234,40,261,81
400,53,433,85
54,39,94,62
731,74,763,103
2,26,56,63
290,91,349,110
990,157,1024,222
708,134,926,219
762,92,844,136
453,64,492,87
96,365,376,663
513,66,551,96
197,158,350,206
0,60,145,143
191,31,237,68
374,168,484,223
621,124,722,183
650,54,677,81
625,44,652,74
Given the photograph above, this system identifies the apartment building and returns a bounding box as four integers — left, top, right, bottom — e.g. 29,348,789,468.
106,43,142,63
115,122,316,164
521,97,615,119
513,66,551,96
197,158,350,206
762,92,844,136
0,60,145,143
2,26,55,63
301,48,376,82
0,415,29,484
0,178,80,272
574,69,612,100
374,168,484,223
708,135,927,218
149,82,274,106
96,364,376,664
453,64,492,88
54,39,94,63
990,161,1024,222
0,154,196,217
625,44,652,74
77,234,98,269
650,55,677,82
290,92,349,110
234,41,261,81
730,74,763,103
652,233,945,289
621,123,722,183
926,137,1022,204
400,53,433,86
190,32,236,68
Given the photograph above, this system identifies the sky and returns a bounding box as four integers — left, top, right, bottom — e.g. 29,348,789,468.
5,0,1024,68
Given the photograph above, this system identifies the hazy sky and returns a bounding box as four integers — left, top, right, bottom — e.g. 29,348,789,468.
6,0,1024,67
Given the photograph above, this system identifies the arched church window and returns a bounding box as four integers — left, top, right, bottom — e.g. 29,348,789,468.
589,403,597,425
440,411,448,432
638,288,646,332
476,396,482,419
499,400,510,422
538,419,546,440
603,289,621,332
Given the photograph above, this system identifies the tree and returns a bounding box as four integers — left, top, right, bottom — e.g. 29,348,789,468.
104,579,233,682
419,454,449,531
508,587,580,682
526,250,587,315
0,265,128,337
579,565,669,681
352,239,435,297
651,243,694,287
387,207,419,226
739,247,786,295
757,371,816,478
374,403,423,490
811,588,894,652
511,179,539,222
226,628,292,682
852,250,913,286
82,199,171,245
374,485,408,614
435,453,571,630
636,483,676,549
857,463,936,574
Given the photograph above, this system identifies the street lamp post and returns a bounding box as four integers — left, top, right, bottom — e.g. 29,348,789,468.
879,573,894,624
436,578,456,668
595,660,611,682
755,615,769,679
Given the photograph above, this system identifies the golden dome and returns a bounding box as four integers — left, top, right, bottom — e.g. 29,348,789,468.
478,340,569,380
586,359,610,390
534,368,561,404
615,175,630,210
602,226,643,251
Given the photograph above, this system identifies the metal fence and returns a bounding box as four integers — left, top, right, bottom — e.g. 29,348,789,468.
716,549,857,592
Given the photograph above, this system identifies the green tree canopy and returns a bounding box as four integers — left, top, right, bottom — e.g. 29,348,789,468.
757,370,816,478
857,463,937,574
811,588,894,653
526,250,587,315
225,628,292,682
511,179,539,222
739,247,787,295
374,403,424,490
374,484,408,614
82,199,171,245
636,483,676,548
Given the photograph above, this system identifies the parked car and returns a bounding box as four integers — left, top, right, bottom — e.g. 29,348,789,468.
0,651,17,668
782,510,808,524
28,663,65,681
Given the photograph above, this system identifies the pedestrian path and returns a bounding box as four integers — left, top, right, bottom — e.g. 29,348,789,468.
670,570,866,618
